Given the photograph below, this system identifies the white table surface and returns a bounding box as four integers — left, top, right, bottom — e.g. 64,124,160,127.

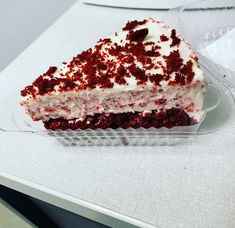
0,1,235,228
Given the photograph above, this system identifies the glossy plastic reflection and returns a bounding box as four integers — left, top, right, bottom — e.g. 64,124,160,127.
164,0,235,88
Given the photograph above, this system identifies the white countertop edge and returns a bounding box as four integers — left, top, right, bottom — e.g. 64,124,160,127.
0,171,158,228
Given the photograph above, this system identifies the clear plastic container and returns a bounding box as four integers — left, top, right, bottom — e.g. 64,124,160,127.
1,1,235,146
164,0,235,89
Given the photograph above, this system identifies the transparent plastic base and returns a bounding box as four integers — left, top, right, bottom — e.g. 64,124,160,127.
47,127,201,147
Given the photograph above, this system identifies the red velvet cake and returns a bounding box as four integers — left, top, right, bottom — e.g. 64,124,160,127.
20,18,207,131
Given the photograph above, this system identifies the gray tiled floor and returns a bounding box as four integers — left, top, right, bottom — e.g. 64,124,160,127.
0,200,33,228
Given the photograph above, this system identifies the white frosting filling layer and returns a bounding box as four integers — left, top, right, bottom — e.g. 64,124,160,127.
22,83,205,122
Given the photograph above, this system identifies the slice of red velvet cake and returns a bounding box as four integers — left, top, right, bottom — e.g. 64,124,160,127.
20,18,207,130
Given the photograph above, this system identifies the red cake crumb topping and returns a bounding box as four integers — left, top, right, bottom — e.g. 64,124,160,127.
145,41,155,45
180,60,195,84
149,74,164,86
170,29,181,47
122,19,147,31
160,34,169,42
44,108,195,131
21,19,196,97
127,28,149,42
163,50,195,86
21,85,35,97
115,66,128,85
59,79,77,91
21,66,57,96
34,78,58,95
46,66,57,76
129,64,148,85
164,50,183,75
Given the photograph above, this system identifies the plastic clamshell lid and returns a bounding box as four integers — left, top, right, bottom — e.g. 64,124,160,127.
164,0,235,88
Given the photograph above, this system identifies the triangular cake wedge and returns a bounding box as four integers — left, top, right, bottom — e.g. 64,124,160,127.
20,18,207,130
